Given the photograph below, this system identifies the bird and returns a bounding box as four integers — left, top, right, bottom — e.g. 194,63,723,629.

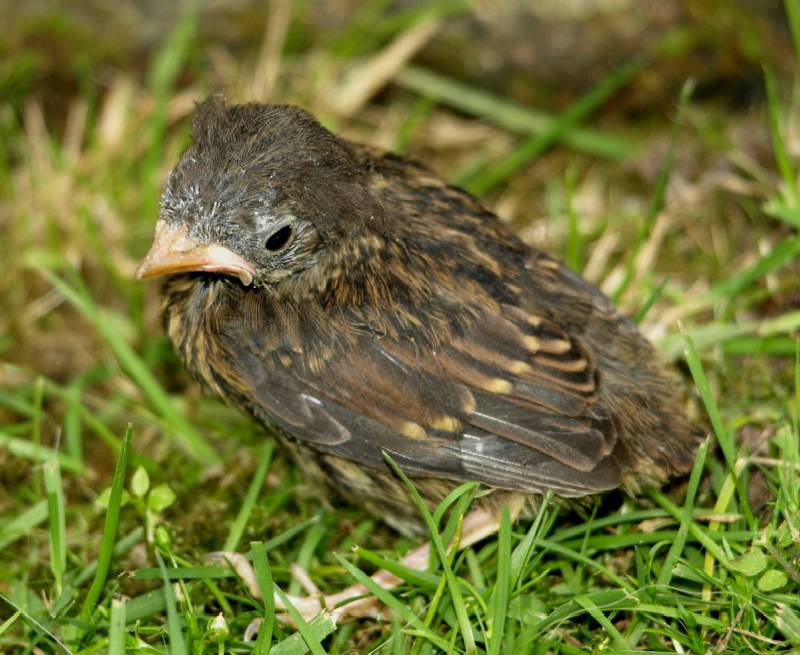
136,95,703,622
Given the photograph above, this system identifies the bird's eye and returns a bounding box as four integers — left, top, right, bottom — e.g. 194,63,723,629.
265,225,293,252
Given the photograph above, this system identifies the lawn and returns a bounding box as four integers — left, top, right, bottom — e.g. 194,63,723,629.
1,1,800,653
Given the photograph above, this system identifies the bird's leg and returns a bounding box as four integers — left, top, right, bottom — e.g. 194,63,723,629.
302,503,514,623
215,498,523,635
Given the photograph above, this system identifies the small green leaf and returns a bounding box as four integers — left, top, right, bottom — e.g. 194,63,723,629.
155,526,172,550
730,547,767,577
148,484,176,512
131,466,150,498
777,521,793,549
758,569,788,591
96,487,130,509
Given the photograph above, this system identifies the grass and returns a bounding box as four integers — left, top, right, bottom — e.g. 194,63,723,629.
1,1,800,653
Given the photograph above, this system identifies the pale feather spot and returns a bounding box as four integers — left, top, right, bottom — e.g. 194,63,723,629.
192,331,222,396
537,356,588,372
509,360,532,374
523,336,540,352
366,235,385,251
334,459,371,486
541,338,572,354
429,415,462,432
167,313,183,345
401,422,428,440
461,391,477,415
483,378,513,393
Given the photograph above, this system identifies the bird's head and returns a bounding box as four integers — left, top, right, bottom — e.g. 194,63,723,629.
137,96,382,289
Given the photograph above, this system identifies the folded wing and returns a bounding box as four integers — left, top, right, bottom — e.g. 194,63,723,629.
226,291,628,498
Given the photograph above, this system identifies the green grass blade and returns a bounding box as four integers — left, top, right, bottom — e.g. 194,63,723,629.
463,56,645,195
120,589,167,624
263,517,321,551
764,66,799,205
156,551,188,655
383,452,476,653
487,505,511,655
272,585,328,655
354,546,439,589
682,328,754,529
650,492,732,571
787,0,800,59
434,481,478,552
712,235,800,301
626,438,709,646
574,595,630,650
288,518,326,596
536,539,632,589
80,423,133,623
394,66,637,160
223,441,274,552
108,597,126,655
63,378,83,462
431,481,478,529
765,194,800,228
0,610,22,637
0,432,84,474
657,438,709,588
0,500,48,550
131,565,233,581
509,492,551,590
333,554,452,651
563,167,583,271
775,603,800,645
43,458,67,598
0,592,73,653
0,388,36,417
31,376,43,453
634,277,668,323
795,338,799,436
682,329,734,469
393,96,436,153
268,614,338,655
250,541,275,654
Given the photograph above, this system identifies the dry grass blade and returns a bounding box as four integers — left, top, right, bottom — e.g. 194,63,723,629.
328,17,441,117
250,0,292,102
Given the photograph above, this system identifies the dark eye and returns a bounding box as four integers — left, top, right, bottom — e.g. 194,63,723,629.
265,225,293,252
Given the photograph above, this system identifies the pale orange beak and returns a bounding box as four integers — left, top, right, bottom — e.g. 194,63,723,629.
136,220,256,286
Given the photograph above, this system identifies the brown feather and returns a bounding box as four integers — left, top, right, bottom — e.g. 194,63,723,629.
148,99,703,534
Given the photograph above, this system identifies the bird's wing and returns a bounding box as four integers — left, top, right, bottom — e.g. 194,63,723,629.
229,297,625,497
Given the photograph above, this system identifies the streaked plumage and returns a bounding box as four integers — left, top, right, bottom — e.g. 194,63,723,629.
139,96,702,535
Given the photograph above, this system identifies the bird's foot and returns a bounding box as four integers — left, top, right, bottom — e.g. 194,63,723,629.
207,548,412,630
208,504,510,640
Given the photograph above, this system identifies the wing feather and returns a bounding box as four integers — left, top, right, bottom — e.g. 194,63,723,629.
227,300,624,496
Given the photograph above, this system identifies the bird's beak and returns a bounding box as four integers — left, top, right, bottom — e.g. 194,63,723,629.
136,220,256,286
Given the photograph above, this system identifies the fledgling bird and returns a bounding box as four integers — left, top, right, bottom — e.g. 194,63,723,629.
137,96,702,621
